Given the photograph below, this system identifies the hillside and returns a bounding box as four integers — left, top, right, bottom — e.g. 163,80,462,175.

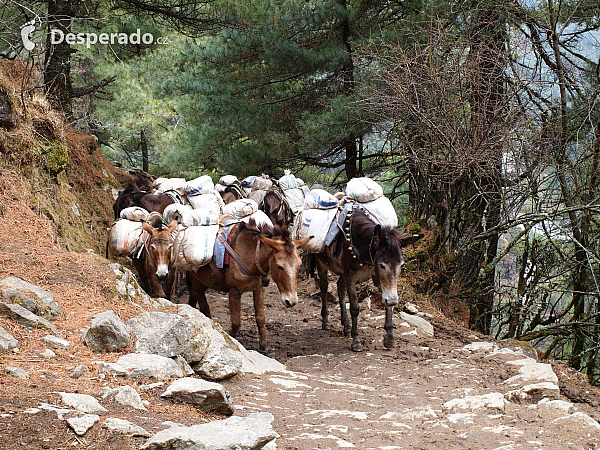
1,59,600,449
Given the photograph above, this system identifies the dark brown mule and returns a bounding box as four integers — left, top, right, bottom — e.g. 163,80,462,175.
221,184,246,205
187,221,311,351
133,219,178,300
113,178,173,219
261,188,293,226
314,208,422,352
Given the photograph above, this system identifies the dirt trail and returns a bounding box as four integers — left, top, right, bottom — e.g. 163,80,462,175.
200,282,600,449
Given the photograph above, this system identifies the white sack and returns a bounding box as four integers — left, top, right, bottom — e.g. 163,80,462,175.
223,198,258,219
182,210,220,227
156,178,187,195
215,183,226,193
252,176,273,191
279,169,300,191
185,175,214,196
163,204,193,225
346,177,384,203
218,175,239,186
284,188,304,214
359,196,398,228
293,208,338,253
303,189,339,210
153,177,168,188
119,206,150,222
186,193,222,214
108,219,143,257
173,225,220,271
248,190,267,206
241,210,273,228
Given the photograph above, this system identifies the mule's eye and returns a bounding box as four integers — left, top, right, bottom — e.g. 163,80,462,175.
277,265,284,271
151,244,157,250
379,263,385,269
167,244,173,250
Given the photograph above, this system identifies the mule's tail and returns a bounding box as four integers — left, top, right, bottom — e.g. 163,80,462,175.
308,253,317,279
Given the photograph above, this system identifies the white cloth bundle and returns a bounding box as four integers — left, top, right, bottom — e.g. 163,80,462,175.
359,197,398,228
185,175,215,196
346,177,384,203
303,189,339,210
187,192,223,214
223,198,258,219
173,225,220,271
218,175,239,186
155,178,187,195
108,219,143,257
252,176,273,191
119,206,150,222
293,208,338,253
163,203,193,225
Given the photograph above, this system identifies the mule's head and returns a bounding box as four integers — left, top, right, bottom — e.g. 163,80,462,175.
142,220,178,280
371,225,422,307
258,228,312,308
263,192,285,226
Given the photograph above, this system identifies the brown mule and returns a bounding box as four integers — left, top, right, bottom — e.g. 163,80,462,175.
313,208,422,352
187,220,311,352
133,219,178,300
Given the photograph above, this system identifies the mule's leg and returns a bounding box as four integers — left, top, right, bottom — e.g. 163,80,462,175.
165,268,177,302
383,305,395,349
345,276,362,352
253,287,268,352
149,274,167,298
187,273,211,318
317,262,331,330
196,285,211,318
228,290,242,338
337,276,351,337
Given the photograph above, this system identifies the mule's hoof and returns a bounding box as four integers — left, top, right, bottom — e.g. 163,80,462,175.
383,336,395,349
322,323,331,331
351,342,362,352
259,344,269,354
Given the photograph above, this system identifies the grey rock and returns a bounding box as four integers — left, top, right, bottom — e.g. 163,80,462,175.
443,393,506,413
58,392,108,414
127,312,192,358
174,355,194,376
0,277,62,320
0,325,18,352
104,385,146,411
38,403,75,419
0,288,37,313
70,364,89,379
102,418,151,437
116,353,184,379
0,302,58,335
38,348,56,358
94,361,127,376
403,302,419,314
140,382,164,391
141,412,278,450
109,264,153,306
504,362,558,386
43,335,70,349
4,366,28,379
83,310,131,352
66,414,100,436
505,382,560,403
399,311,434,337
161,377,234,415
98,387,115,399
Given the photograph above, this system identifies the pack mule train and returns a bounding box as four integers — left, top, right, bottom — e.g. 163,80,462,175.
312,207,422,352
187,219,312,352
113,175,174,219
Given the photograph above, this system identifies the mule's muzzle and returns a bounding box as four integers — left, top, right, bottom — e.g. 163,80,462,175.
156,264,169,280
382,289,399,307
281,293,297,308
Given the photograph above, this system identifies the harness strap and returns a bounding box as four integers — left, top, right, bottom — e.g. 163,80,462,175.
218,233,258,277
254,239,268,276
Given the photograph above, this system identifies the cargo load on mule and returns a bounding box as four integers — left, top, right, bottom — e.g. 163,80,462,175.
278,169,306,215
218,175,247,204
346,177,398,228
292,189,340,253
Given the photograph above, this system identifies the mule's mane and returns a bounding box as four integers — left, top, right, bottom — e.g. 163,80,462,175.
351,209,402,251
239,219,294,253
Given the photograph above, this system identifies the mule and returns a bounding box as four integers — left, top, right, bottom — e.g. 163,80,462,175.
261,188,293,226
313,207,422,352
222,184,246,205
132,219,178,300
113,190,173,220
187,220,311,351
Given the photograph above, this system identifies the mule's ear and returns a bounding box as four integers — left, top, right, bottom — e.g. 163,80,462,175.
399,233,424,247
167,220,178,233
258,235,284,250
142,221,155,234
293,236,313,249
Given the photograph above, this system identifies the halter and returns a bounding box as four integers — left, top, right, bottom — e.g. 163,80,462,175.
217,227,267,277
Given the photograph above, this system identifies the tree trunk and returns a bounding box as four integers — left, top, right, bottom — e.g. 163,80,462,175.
45,0,75,118
140,129,149,173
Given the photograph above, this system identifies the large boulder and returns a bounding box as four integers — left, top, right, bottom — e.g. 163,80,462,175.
127,312,192,358
116,353,184,379
161,377,234,416
0,325,18,352
99,385,146,410
0,277,62,320
83,310,131,352
0,302,58,335
141,412,278,450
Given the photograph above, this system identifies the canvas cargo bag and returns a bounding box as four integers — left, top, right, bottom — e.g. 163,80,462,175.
303,189,339,210
119,206,150,222
182,210,220,227
108,219,143,257
156,178,187,196
346,177,384,203
185,175,214,197
241,210,273,228
293,208,339,253
163,204,193,225
173,225,220,271
223,198,258,219
359,196,398,228
219,175,239,186
252,176,273,191
186,192,223,214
